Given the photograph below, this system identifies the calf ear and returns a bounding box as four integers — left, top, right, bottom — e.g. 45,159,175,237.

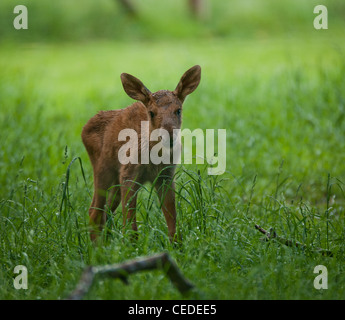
174,65,201,103
121,73,152,105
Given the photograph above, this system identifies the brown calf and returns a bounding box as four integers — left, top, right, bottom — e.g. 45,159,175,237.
81,65,201,242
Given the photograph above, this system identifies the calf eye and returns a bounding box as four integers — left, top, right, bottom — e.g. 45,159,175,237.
175,109,181,116
149,111,155,119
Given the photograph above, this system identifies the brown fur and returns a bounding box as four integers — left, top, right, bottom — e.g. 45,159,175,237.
81,65,201,242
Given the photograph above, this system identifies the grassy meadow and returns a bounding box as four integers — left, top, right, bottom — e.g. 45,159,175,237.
0,0,345,300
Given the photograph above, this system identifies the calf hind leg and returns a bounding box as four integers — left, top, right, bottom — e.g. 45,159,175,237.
89,166,116,241
107,185,121,213
120,180,139,237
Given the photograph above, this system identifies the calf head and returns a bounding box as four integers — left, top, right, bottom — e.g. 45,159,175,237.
120,65,201,148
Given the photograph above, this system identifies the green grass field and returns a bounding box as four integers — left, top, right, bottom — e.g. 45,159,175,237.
1,1,345,300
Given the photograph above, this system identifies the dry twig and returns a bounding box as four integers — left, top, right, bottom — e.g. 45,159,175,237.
254,224,333,257
67,252,194,300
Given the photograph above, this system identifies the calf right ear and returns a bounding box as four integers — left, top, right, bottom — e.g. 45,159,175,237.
174,65,201,103
121,73,152,105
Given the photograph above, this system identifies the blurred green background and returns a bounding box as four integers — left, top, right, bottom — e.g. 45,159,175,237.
0,0,344,42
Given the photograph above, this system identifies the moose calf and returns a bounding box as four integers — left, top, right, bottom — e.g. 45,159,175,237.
82,65,201,242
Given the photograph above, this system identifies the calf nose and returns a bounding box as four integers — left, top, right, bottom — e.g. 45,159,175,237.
169,136,174,148
158,125,176,149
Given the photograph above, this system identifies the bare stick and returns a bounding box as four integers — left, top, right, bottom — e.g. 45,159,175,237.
254,224,333,257
67,252,194,300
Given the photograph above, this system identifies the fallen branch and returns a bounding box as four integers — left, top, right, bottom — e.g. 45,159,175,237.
67,252,194,300
254,224,333,257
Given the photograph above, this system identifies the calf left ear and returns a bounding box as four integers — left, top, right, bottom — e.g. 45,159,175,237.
174,65,201,103
121,73,152,105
